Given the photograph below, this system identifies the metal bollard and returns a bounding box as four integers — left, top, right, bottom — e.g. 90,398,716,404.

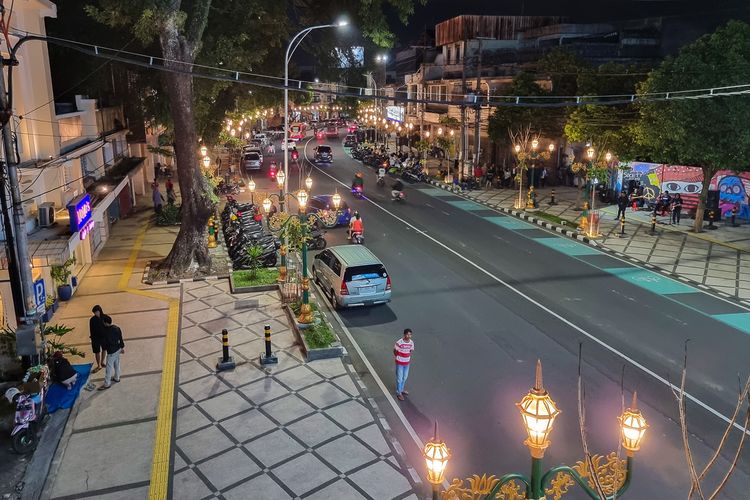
259,324,278,365
216,329,236,371
650,213,657,236
731,206,738,227
619,215,626,237
548,188,557,206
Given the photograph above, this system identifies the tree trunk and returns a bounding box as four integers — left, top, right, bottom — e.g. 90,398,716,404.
692,167,715,233
154,19,214,277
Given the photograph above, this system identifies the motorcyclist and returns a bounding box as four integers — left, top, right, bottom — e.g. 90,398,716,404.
392,180,404,200
377,165,386,184
348,211,364,239
352,172,364,192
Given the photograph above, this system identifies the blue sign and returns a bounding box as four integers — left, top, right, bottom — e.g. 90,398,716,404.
34,278,45,313
67,194,92,234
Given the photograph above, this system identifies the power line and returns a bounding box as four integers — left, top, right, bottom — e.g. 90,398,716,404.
19,155,110,205
9,30,750,108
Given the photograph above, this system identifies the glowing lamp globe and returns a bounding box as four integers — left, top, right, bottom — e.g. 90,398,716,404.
437,127,443,136
297,189,308,209
200,145,208,157
262,198,272,214
548,143,555,152
619,393,648,455
532,139,539,149
332,192,341,209
514,144,521,153
276,170,286,189
202,156,211,168
305,176,313,191
449,130,454,137
248,179,256,192
606,152,613,162
516,360,560,458
423,424,451,485
586,147,595,159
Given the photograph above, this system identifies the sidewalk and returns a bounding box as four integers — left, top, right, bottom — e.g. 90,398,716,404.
432,182,750,302
39,204,419,499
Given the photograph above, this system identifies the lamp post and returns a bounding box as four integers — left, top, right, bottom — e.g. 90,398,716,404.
285,21,347,198
200,145,208,157
264,188,341,323
248,178,256,205
430,360,647,500
511,139,553,210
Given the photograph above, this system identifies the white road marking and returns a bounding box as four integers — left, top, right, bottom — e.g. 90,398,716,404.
425,202,434,208
441,211,451,216
307,144,748,435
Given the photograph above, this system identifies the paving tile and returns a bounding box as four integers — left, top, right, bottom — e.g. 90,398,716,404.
349,460,411,499
216,362,266,388
232,338,267,361
274,365,322,391
201,293,236,308
245,429,306,467
307,358,348,379
261,394,316,425
220,408,277,443
354,424,392,456
89,485,150,499
186,307,224,324
181,325,212,344
177,424,235,463
174,453,188,471
181,375,231,402
183,336,222,359
316,434,378,473
240,378,289,405
182,300,210,314
200,316,242,335
286,412,344,447
331,374,360,397
172,468,213,500
176,404,213,437
705,270,738,280
73,372,159,430
229,308,271,327
305,479,367,500
298,382,351,409
196,448,261,491
179,359,212,384
324,400,375,430
223,474,291,500
198,391,254,421
271,453,337,497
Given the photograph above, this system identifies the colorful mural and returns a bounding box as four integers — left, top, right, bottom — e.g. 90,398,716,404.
615,163,750,219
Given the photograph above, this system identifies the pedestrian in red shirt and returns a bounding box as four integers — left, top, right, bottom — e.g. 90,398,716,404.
394,328,414,401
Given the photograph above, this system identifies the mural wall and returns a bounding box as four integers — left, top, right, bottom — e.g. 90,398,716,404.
615,163,750,219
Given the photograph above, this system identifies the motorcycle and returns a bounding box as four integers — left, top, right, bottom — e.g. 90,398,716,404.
5,385,46,454
377,176,385,187
351,185,364,198
391,190,406,203
350,231,364,244
308,229,327,250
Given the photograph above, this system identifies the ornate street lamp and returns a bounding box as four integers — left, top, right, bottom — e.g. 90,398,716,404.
435,360,646,500
248,178,256,204
202,156,211,169
423,422,451,500
305,176,313,191
200,145,208,157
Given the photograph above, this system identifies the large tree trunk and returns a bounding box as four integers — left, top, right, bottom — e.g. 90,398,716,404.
692,167,715,233
154,16,215,277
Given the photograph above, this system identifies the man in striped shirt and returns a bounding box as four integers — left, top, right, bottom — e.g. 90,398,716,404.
394,329,414,401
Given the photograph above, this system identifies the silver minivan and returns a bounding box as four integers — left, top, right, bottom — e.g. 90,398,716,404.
312,246,391,309
242,152,262,171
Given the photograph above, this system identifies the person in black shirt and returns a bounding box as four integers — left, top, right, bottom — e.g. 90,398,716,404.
98,315,125,390
616,191,629,220
50,351,78,390
89,305,107,373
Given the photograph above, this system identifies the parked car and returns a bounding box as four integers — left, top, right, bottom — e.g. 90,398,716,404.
241,152,262,171
305,195,351,226
344,134,356,148
312,245,391,309
242,146,263,163
314,145,333,163
281,139,297,151
249,139,263,149
253,133,268,146
325,126,339,138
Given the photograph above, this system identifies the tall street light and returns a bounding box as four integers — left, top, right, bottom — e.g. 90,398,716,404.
284,20,347,198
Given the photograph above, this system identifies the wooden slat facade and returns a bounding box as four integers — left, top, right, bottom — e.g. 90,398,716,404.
435,15,564,46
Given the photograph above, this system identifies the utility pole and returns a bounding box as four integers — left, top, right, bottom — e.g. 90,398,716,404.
0,58,37,323
459,21,468,181
473,38,484,170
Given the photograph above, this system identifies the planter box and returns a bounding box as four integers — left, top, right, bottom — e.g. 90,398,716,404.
229,273,280,294
283,305,344,361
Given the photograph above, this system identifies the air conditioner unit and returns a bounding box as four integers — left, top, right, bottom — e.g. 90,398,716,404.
38,202,55,228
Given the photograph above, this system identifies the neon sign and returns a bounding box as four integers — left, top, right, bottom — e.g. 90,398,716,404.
67,194,92,234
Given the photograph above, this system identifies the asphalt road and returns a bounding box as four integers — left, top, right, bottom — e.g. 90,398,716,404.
231,134,750,498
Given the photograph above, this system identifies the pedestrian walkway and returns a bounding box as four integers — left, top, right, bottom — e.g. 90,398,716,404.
428,182,750,302
39,203,418,499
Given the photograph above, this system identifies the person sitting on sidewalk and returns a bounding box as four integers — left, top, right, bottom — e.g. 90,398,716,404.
49,351,77,390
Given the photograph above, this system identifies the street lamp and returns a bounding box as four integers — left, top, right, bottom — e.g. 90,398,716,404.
248,178,256,204
511,139,553,210
284,21,347,197
423,422,451,500
305,176,313,191
202,156,211,169
200,145,208,157
433,360,646,500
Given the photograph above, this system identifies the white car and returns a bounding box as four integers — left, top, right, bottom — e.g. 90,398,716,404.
253,133,268,147
243,146,263,163
281,139,297,151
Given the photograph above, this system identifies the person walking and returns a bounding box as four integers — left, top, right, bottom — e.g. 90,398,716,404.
152,183,165,214
165,177,176,205
540,167,548,188
671,194,683,225
394,328,414,401
616,191,629,220
89,305,107,373
98,315,125,390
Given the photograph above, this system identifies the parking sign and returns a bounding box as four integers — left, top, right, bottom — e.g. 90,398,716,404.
34,278,45,314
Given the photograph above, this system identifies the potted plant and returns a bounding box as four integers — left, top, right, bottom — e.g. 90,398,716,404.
50,256,75,301
46,294,58,313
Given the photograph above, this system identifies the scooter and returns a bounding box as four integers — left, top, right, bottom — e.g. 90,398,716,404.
350,231,364,244
391,190,406,203
5,386,46,454
377,176,385,187
308,229,327,250
352,185,364,199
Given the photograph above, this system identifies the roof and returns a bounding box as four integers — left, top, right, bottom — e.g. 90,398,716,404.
328,245,381,267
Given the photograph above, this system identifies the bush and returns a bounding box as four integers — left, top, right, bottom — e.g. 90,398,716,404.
305,320,335,349
156,204,181,225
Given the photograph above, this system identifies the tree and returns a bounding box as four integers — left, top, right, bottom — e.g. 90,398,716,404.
565,62,648,160
633,20,750,232
487,72,547,148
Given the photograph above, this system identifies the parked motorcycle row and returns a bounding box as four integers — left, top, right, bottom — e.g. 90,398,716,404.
221,197,280,269
351,145,429,184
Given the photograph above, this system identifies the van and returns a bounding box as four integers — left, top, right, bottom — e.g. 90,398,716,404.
242,152,262,171
312,245,391,309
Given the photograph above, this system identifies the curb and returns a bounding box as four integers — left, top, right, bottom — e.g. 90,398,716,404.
424,179,750,309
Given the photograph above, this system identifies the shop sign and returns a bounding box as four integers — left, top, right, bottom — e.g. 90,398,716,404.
67,194,92,234
79,219,95,240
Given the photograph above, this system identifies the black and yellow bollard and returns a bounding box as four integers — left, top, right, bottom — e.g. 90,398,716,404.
216,329,236,371
548,188,557,206
619,215,626,237
259,324,278,365
650,212,657,236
